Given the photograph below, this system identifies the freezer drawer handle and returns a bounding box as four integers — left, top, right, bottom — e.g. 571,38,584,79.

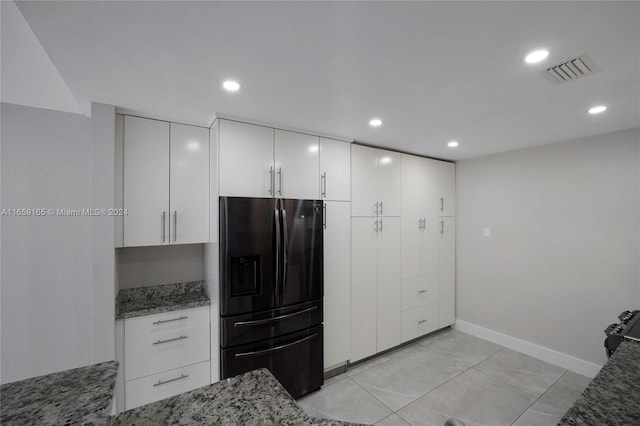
234,333,318,358
233,306,318,327
153,374,189,387
152,335,188,345
153,316,188,325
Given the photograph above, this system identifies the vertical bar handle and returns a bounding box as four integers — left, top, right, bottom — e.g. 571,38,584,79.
380,218,383,232
162,211,166,243
321,172,327,198
440,197,444,212
174,211,177,242
277,167,283,196
323,203,327,229
440,220,444,234
380,201,384,215
374,202,379,216
374,219,379,233
268,166,274,195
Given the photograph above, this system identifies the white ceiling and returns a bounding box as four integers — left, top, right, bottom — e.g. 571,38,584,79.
11,1,640,160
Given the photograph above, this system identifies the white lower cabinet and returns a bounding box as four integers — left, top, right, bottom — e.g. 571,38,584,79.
125,361,210,410
438,217,456,327
323,201,351,369
122,306,211,410
401,274,438,312
401,302,439,342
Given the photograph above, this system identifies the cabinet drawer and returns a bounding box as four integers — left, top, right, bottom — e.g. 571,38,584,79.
125,360,210,410
125,307,210,380
401,303,438,343
401,274,438,311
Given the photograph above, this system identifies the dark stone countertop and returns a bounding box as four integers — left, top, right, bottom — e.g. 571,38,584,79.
110,368,364,426
559,339,640,425
115,281,210,319
0,361,119,426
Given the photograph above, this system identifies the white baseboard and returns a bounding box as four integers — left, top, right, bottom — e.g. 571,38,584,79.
453,320,602,378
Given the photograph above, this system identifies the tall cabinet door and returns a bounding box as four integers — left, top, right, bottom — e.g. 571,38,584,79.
421,159,440,276
319,138,350,202
323,201,351,368
438,217,455,327
169,124,209,244
351,217,378,362
401,154,422,280
124,116,170,247
351,145,379,217
377,217,401,352
219,120,274,198
376,150,402,217
275,130,319,200
438,161,456,217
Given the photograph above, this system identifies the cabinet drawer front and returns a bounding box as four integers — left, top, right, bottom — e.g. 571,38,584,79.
401,274,438,311
125,361,210,410
125,307,210,380
401,303,438,343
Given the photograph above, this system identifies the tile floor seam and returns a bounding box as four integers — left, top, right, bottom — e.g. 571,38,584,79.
508,369,568,425
347,375,397,417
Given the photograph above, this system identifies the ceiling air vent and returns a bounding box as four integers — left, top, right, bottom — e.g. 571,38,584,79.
540,53,600,85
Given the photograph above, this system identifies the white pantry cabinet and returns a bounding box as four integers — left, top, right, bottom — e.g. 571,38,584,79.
351,216,401,362
438,217,456,327
218,120,321,199
323,201,351,369
319,138,351,201
438,161,456,217
123,116,209,247
351,145,401,217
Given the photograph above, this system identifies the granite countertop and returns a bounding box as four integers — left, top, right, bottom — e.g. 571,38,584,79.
116,281,210,319
0,361,119,426
559,339,640,425
110,368,364,426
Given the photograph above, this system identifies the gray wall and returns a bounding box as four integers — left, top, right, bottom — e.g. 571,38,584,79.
456,127,640,366
1,103,93,383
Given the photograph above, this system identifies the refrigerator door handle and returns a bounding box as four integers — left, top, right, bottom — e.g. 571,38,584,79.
234,333,318,358
281,203,289,299
233,306,318,327
274,200,281,304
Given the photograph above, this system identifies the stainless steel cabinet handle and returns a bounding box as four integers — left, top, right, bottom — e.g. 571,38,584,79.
380,218,383,232
323,203,327,229
277,167,282,195
162,211,166,243
440,220,444,234
321,172,327,198
418,290,427,294
153,374,189,387
374,202,379,215
374,219,379,233
423,218,426,229
173,211,177,242
234,333,318,358
380,201,383,215
153,316,188,325
268,167,274,195
440,197,444,212
152,335,188,346
418,319,427,324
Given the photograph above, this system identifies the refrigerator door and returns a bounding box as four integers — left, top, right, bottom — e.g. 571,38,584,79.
221,325,323,399
279,199,324,307
220,197,278,317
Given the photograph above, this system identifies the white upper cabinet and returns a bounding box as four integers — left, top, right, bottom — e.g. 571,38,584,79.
124,116,170,247
274,130,319,199
219,120,275,198
438,161,456,217
351,145,401,217
123,116,209,247
169,124,210,245
319,138,351,201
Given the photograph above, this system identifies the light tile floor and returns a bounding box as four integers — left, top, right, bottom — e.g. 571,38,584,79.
298,328,591,426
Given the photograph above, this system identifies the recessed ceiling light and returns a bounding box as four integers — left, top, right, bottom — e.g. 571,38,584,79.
588,105,607,115
448,141,459,148
222,80,241,92
524,49,549,64
369,118,383,127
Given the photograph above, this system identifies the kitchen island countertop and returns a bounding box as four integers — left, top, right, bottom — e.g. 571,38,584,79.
110,368,364,426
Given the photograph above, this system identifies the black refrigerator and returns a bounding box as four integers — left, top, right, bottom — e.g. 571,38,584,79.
219,197,324,398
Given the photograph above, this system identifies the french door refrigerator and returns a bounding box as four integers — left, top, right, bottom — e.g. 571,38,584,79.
219,197,324,398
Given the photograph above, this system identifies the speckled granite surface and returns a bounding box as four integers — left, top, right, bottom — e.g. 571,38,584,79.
1,361,118,425
110,368,363,426
559,339,640,425
116,281,209,319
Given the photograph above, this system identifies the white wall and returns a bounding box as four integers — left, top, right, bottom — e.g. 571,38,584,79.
1,103,93,383
456,127,640,368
